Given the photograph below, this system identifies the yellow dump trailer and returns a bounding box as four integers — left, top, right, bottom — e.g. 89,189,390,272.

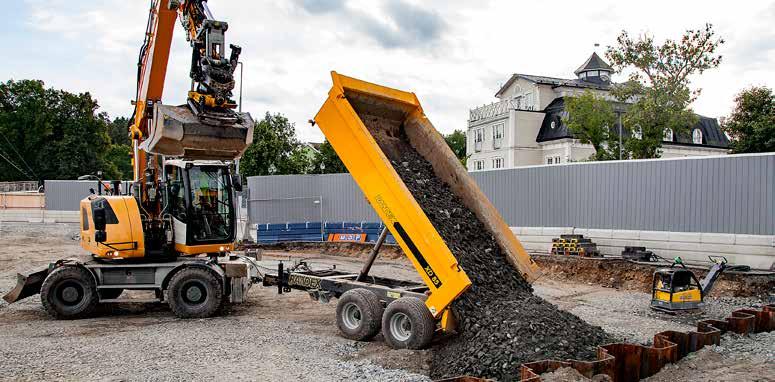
313,72,539,319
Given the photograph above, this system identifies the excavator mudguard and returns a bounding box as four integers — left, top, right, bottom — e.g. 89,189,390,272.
2,267,49,304
141,104,254,160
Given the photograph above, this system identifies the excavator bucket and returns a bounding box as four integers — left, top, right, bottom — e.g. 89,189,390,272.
2,268,49,304
141,104,254,160
314,72,539,317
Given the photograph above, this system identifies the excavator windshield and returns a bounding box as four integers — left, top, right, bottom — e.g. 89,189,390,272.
187,166,233,243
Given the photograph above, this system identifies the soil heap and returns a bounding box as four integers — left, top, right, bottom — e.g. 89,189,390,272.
361,114,612,381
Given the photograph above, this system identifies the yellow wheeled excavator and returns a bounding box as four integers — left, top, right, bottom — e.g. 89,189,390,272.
5,3,540,350
3,0,259,319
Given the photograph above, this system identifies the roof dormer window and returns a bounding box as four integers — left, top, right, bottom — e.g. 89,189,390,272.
692,129,703,144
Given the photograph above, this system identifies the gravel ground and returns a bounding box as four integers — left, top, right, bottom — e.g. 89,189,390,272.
0,222,771,381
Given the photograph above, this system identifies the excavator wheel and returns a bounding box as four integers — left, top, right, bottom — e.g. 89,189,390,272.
381,297,435,350
166,268,223,319
40,266,98,320
335,289,384,341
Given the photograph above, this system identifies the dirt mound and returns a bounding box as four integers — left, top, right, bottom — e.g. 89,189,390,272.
361,114,611,381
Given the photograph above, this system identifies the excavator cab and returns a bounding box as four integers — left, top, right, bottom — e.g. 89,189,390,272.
165,160,237,254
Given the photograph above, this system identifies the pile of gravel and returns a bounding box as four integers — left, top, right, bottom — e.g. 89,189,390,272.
361,114,611,381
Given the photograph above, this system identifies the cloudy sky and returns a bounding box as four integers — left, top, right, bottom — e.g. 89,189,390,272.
5,0,774,142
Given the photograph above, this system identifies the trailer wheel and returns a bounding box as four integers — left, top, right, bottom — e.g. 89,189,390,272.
167,268,223,319
40,266,98,320
98,288,124,300
336,289,384,341
381,297,435,350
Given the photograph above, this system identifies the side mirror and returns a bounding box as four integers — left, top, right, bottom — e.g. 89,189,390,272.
93,207,107,231
232,174,243,192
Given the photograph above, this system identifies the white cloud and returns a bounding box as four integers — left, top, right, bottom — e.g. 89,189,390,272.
9,0,774,143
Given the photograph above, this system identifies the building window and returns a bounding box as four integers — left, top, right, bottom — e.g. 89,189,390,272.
472,160,484,171
692,129,703,144
546,157,553,165
492,123,504,149
664,128,674,142
554,156,561,164
474,128,484,152
492,157,504,169
524,92,535,110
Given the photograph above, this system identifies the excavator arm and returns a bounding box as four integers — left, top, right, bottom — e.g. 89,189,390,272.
129,0,253,217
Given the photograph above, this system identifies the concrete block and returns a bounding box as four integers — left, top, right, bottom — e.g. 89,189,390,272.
573,228,589,237
585,229,613,239
734,234,774,247
611,230,640,240
595,238,635,247
521,227,543,236
517,235,552,244
668,232,701,243
731,245,775,256
668,241,704,252
700,233,736,245
636,240,670,250
542,227,573,237
640,230,670,241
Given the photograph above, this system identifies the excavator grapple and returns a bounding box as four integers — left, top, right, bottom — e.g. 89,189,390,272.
141,104,254,160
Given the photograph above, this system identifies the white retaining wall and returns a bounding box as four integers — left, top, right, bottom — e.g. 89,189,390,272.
513,226,775,270
0,209,79,224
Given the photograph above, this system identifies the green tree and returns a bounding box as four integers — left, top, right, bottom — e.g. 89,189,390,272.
563,90,620,160
606,24,723,158
444,129,468,166
107,116,131,146
0,79,114,181
311,139,347,174
722,86,774,153
240,112,311,177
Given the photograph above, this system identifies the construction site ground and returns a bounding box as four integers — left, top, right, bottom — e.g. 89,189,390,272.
0,223,772,381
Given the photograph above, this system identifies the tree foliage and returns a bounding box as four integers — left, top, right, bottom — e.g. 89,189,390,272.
444,129,468,166
311,139,347,174
722,86,775,153
606,24,723,158
563,90,621,160
0,79,131,181
240,112,312,177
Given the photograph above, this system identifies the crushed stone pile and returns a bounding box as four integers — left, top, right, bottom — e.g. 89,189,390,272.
361,114,612,381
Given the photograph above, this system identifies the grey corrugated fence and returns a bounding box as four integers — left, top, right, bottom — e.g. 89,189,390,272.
245,153,774,236
44,180,133,211
42,153,775,236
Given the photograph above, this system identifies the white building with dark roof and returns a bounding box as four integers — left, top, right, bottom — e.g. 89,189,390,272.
466,53,730,171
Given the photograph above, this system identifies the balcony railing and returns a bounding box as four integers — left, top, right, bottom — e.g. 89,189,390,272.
469,99,535,123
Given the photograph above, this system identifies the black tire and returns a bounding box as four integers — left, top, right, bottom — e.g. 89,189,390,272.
98,288,124,300
166,267,223,319
40,266,98,320
335,289,384,341
381,297,436,350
